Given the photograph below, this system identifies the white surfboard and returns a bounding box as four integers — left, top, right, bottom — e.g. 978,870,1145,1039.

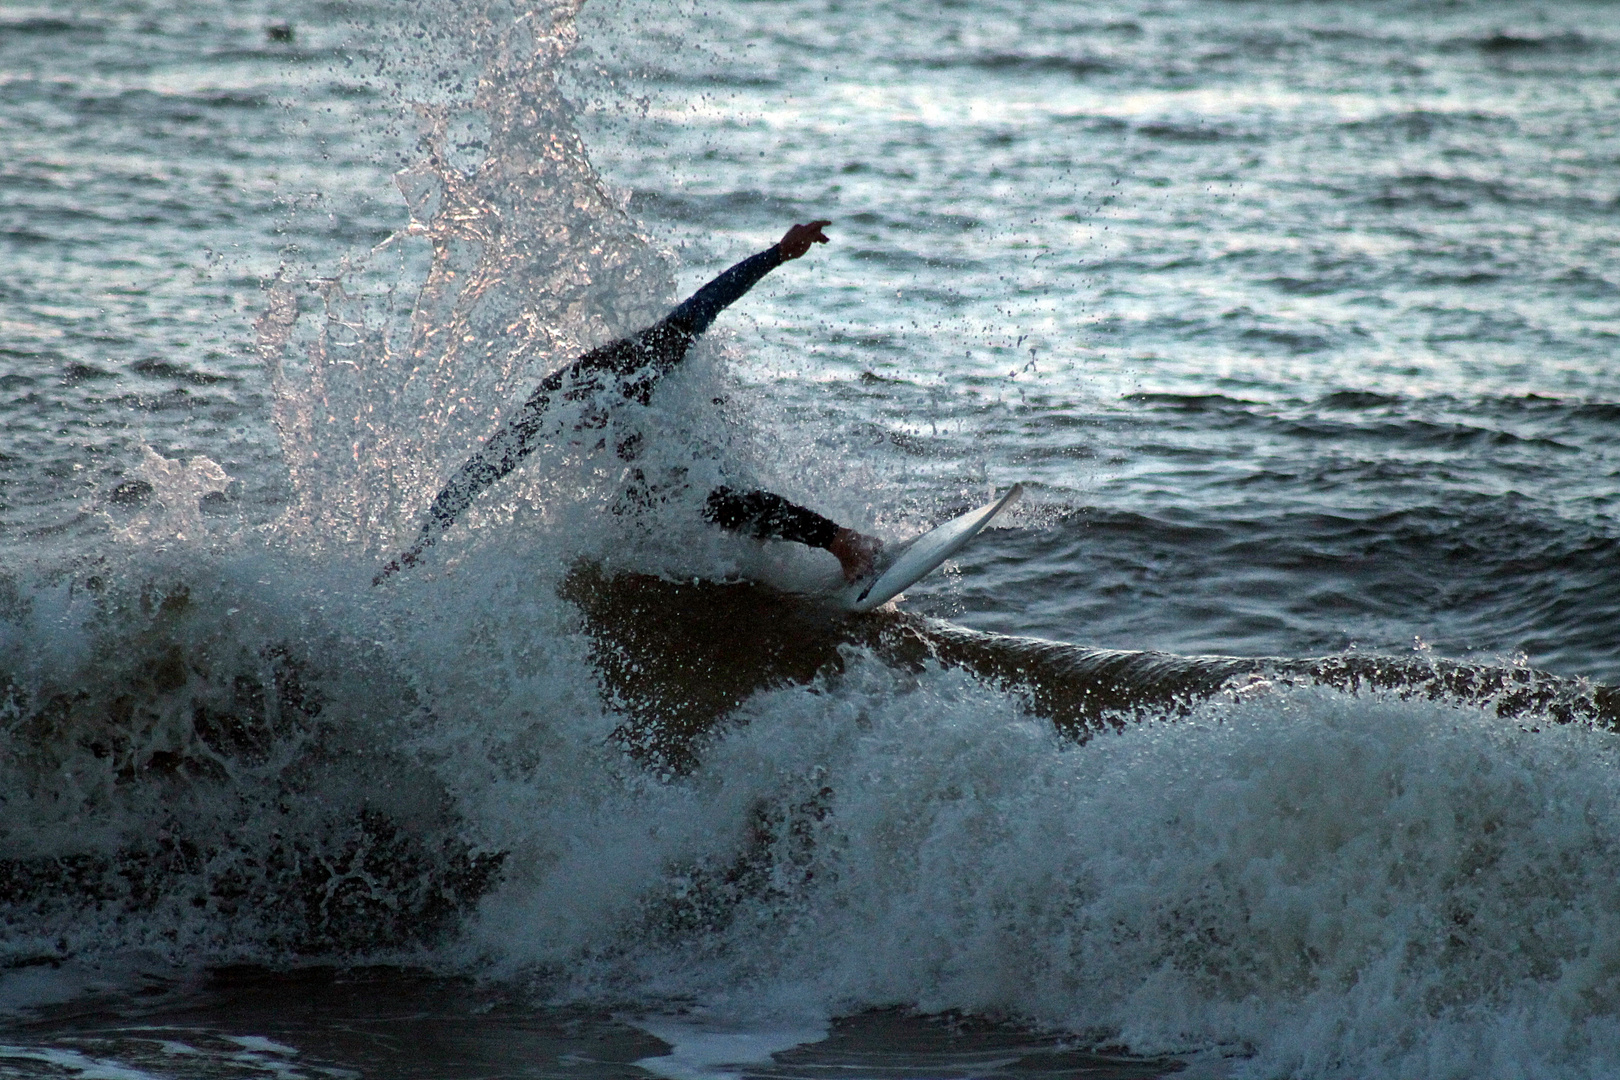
837,484,1023,613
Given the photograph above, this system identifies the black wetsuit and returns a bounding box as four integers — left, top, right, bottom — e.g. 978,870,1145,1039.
376,242,840,580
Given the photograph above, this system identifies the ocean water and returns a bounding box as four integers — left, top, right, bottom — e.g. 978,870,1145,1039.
4,0,1620,1076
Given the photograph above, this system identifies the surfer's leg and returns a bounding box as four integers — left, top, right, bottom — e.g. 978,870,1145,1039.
703,486,881,581
703,487,840,546
373,393,552,583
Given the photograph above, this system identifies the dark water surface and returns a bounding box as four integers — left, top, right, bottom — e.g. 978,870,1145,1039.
5,1,1620,1077
0,967,1175,1079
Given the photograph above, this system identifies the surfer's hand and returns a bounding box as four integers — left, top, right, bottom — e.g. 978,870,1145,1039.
829,527,882,583
778,220,831,260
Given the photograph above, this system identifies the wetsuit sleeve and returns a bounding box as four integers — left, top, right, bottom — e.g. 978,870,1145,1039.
665,246,787,337
703,486,841,549
609,243,792,390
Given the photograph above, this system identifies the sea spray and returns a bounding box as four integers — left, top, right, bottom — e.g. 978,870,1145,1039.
259,0,676,556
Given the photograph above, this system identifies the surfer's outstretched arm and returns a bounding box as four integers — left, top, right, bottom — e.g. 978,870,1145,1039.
374,221,831,583
612,219,832,397
662,220,830,341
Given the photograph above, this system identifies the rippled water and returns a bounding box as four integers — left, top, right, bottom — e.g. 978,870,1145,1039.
571,0,1620,674
5,1,1620,1077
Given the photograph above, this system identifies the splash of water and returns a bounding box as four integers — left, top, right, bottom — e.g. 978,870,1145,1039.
257,0,676,556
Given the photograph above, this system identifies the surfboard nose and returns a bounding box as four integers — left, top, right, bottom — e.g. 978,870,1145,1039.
846,485,1026,612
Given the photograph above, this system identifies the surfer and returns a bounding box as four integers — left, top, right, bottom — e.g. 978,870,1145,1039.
375,220,882,585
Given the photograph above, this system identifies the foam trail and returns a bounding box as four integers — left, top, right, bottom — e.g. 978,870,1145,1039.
632,1017,830,1080
0,1045,165,1080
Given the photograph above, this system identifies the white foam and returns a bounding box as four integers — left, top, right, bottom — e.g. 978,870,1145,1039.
0,1044,166,1080
456,654,1620,1078
631,1016,830,1080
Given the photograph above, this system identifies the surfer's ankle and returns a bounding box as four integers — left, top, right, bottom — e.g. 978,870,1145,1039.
829,527,882,582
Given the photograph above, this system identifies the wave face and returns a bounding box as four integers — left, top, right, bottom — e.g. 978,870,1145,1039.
11,561,1620,1079
5,1,1620,1078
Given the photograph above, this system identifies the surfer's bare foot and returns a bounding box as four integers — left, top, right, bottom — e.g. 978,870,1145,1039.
829,527,882,583
777,220,830,260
